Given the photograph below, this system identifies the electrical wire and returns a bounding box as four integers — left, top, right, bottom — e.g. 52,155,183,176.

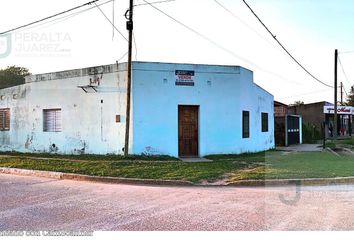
338,55,353,85
112,0,115,40
0,0,100,35
134,0,176,7
117,52,128,62
141,0,303,86
278,88,332,99
13,0,114,34
133,33,138,60
343,85,348,97
94,2,128,41
213,0,280,52
339,50,354,54
242,0,333,88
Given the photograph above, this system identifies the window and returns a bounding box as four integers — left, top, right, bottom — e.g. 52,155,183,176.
0,108,10,131
242,111,250,138
43,109,62,132
262,112,268,132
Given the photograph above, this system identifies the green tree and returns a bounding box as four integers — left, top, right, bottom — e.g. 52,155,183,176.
289,100,304,107
345,86,354,106
0,66,30,89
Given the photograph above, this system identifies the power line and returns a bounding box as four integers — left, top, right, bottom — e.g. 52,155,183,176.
242,0,333,89
134,0,176,7
133,33,138,60
278,88,332,99
13,0,114,34
94,2,128,41
338,55,353,85
343,85,348,97
141,0,303,86
0,0,100,35
213,0,280,52
339,50,354,54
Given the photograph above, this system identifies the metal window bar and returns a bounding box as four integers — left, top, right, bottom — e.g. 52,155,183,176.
43,109,62,132
0,109,10,131
242,111,250,138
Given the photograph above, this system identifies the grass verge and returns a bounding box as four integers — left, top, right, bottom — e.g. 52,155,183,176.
0,151,353,184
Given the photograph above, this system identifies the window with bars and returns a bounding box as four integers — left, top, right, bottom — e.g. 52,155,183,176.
261,112,269,132
43,109,62,132
242,111,250,138
0,108,10,131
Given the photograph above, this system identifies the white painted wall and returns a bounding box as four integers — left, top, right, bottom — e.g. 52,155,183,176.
0,63,128,154
0,61,274,156
132,62,274,157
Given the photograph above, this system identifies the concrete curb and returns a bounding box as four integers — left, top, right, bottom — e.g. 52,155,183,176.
2,167,354,187
0,167,194,186
227,177,354,187
326,147,340,156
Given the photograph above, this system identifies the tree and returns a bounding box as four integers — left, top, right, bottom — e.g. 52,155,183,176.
289,100,304,107
0,66,30,89
345,86,354,106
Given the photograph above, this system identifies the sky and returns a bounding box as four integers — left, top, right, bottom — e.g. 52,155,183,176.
0,0,354,105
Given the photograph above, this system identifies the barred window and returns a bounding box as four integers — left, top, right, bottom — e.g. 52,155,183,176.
242,111,250,138
43,109,62,132
0,108,10,131
261,112,269,132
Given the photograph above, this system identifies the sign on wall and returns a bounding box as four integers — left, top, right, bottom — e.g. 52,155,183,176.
175,70,195,86
323,106,354,115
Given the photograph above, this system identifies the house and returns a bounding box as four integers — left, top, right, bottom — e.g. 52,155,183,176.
0,61,275,157
288,101,353,138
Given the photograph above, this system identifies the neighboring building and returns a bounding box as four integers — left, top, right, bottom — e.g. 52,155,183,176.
0,61,274,157
274,101,288,117
274,101,302,146
323,105,353,137
288,101,353,138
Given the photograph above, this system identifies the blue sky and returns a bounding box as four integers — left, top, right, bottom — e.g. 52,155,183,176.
0,0,353,104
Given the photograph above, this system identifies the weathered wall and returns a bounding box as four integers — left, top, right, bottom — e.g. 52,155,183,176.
0,63,128,154
131,62,274,157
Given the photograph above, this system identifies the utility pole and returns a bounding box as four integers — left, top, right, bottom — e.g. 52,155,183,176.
340,82,343,105
124,0,133,156
334,49,338,139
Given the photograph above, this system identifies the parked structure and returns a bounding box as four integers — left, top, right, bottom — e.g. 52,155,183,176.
0,62,274,157
274,101,302,146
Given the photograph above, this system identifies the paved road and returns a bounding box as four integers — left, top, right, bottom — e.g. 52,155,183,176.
1,174,354,231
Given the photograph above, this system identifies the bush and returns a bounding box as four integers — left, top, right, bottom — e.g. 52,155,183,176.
302,123,322,143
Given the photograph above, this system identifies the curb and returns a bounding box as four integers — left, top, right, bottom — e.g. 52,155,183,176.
0,167,194,186
227,177,354,187
2,167,354,187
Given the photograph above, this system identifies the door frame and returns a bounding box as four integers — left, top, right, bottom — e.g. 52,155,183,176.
178,105,200,157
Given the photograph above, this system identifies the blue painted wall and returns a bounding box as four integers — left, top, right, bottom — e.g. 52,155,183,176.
132,62,274,157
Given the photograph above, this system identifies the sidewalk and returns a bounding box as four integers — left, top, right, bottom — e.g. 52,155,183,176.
276,144,323,152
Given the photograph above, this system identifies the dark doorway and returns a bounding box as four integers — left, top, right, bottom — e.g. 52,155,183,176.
287,115,300,145
178,105,199,157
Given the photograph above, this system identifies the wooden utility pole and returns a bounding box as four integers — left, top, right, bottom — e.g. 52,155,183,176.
334,49,338,139
124,0,133,156
340,82,343,105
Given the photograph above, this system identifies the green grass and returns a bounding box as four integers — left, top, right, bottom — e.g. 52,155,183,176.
340,137,354,146
0,156,260,183
0,151,353,183
0,151,179,161
228,151,354,182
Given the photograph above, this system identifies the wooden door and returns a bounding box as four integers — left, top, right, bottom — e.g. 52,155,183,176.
178,106,199,157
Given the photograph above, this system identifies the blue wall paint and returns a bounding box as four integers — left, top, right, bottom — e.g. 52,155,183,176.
132,62,274,157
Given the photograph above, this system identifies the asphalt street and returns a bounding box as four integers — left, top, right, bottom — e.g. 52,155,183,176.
1,174,354,230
